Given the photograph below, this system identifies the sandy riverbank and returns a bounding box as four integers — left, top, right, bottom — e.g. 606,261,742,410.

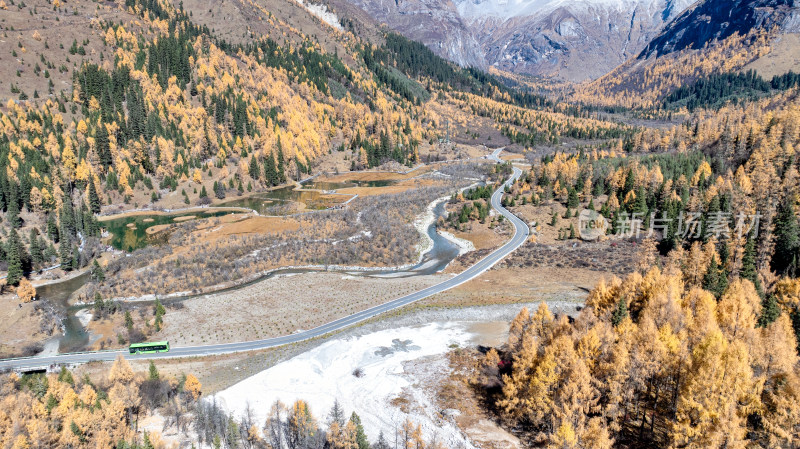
438,229,475,256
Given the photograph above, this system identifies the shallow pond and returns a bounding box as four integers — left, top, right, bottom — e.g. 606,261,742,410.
219,185,350,215
302,179,397,190
102,210,237,252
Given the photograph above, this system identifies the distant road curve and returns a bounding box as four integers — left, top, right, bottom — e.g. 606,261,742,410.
0,148,529,371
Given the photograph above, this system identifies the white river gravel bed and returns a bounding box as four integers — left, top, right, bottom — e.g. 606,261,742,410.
213,322,490,448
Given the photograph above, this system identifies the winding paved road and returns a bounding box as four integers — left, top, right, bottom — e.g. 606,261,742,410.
0,149,529,371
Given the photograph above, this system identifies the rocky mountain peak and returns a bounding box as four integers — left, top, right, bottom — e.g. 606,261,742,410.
641,0,800,58
342,0,696,80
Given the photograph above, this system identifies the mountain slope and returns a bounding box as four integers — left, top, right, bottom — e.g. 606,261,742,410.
577,0,800,107
1,0,647,289
641,0,800,58
340,0,694,81
0,0,489,281
337,0,486,69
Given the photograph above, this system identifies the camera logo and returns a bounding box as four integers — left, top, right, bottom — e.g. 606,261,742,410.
578,209,608,241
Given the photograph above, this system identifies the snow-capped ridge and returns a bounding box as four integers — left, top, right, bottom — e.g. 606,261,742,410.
343,0,696,81
454,0,675,20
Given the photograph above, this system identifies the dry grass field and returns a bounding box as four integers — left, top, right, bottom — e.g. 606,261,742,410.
190,214,301,242
421,266,601,309
0,295,57,358
335,178,441,196
155,271,443,346
320,165,434,182
452,225,507,251
742,33,800,78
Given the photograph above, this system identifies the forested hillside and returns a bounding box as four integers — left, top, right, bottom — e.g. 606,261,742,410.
0,0,499,287
575,30,776,109
574,0,800,109
662,69,800,111
0,356,202,448
489,44,800,445
517,87,800,266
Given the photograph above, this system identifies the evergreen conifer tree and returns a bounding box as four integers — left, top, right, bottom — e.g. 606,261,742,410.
6,230,24,286
374,431,390,449
703,255,728,298
611,297,628,326
349,412,369,449
59,239,72,271
758,295,781,327
567,188,579,209
277,149,286,183
88,180,101,214
248,156,260,180
264,154,278,186
91,259,105,282
148,361,159,380
741,231,761,294
772,198,799,275
29,228,43,266
47,213,59,243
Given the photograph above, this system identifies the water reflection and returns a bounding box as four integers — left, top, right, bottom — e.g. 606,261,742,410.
219,185,351,215
302,179,397,190
103,210,236,251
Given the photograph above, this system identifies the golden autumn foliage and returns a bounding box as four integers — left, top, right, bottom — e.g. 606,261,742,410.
15,278,36,303
0,0,445,244
326,420,358,449
575,30,774,109
487,263,800,448
183,374,201,400
0,357,201,448
512,87,800,286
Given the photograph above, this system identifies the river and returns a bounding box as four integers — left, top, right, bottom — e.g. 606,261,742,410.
36,191,462,355
36,271,92,353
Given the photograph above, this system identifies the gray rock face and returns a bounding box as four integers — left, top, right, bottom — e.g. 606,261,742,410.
641,0,800,58
342,0,695,81
344,0,487,68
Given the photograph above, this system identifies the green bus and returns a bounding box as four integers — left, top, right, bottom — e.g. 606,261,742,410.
129,341,170,354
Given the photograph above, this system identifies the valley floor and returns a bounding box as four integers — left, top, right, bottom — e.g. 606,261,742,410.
150,300,582,449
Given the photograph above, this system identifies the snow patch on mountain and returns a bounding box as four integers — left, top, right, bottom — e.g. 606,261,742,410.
295,0,343,31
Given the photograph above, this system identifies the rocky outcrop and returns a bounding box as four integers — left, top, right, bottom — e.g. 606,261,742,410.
341,0,695,81
343,0,486,68
641,0,800,58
